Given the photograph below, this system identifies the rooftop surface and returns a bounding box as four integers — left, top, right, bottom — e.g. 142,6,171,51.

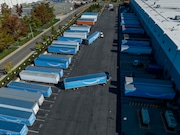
135,0,180,49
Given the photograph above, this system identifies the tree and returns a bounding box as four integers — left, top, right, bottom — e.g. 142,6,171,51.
58,25,63,30
31,2,54,25
58,25,63,35
0,30,14,51
15,4,23,16
36,42,43,50
3,62,13,73
2,14,27,40
42,34,49,43
1,3,11,17
51,26,57,36
23,15,41,31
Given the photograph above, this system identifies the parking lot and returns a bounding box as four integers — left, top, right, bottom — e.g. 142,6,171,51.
28,4,120,135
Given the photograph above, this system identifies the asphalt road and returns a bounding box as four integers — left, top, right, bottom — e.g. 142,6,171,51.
28,4,120,135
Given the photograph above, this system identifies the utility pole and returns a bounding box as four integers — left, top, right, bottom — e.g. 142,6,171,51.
29,23,34,38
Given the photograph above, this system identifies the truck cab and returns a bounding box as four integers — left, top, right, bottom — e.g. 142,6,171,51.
105,72,112,82
100,31,104,38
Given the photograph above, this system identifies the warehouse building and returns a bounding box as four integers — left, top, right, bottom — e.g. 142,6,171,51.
129,0,180,105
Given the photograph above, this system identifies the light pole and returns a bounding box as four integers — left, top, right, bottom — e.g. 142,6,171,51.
29,23,34,38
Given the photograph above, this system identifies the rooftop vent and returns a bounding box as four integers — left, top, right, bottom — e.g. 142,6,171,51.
156,4,160,8
174,15,180,20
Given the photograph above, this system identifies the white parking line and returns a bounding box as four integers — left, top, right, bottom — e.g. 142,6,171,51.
44,99,55,103
39,108,50,112
28,130,39,134
52,93,59,96
36,119,45,122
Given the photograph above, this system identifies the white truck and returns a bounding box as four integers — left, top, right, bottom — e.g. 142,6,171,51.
108,4,114,11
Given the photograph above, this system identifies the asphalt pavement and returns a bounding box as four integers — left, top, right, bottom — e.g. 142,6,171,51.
28,4,120,135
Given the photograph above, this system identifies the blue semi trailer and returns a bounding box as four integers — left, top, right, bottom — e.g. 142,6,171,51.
69,25,91,33
125,76,172,88
0,107,36,126
0,87,44,106
8,81,52,98
39,54,71,64
48,45,77,55
85,31,100,45
121,13,137,16
0,97,39,114
121,40,150,46
121,45,152,55
124,84,176,100
66,30,89,35
0,120,28,135
34,57,69,69
63,72,111,90
52,40,80,51
52,40,79,45
121,20,140,26
57,36,82,44
123,34,150,41
121,16,138,20
122,27,145,34
26,66,63,78
50,44,79,51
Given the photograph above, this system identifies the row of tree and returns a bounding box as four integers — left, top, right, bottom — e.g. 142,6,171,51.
0,2,55,51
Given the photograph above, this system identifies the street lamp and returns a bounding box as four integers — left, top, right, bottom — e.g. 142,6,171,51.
29,23,34,38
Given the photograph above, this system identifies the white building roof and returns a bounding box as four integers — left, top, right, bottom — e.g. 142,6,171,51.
135,0,180,49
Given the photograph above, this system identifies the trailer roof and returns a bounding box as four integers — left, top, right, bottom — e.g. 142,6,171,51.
52,40,79,45
125,84,175,94
87,31,100,39
39,54,71,59
0,107,33,118
125,76,172,86
0,120,27,132
70,25,91,28
82,12,98,16
50,44,78,47
36,56,69,64
77,18,96,21
0,87,43,99
8,81,51,92
26,66,63,72
65,30,88,34
49,45,77,49
20,70,59,78
64,72,106,82
0,97,35,108
57,36,83,40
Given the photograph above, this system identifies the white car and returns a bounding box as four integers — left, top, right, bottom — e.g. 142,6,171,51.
100,32,104,38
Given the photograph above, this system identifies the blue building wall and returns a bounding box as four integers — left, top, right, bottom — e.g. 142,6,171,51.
130,0,180,94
